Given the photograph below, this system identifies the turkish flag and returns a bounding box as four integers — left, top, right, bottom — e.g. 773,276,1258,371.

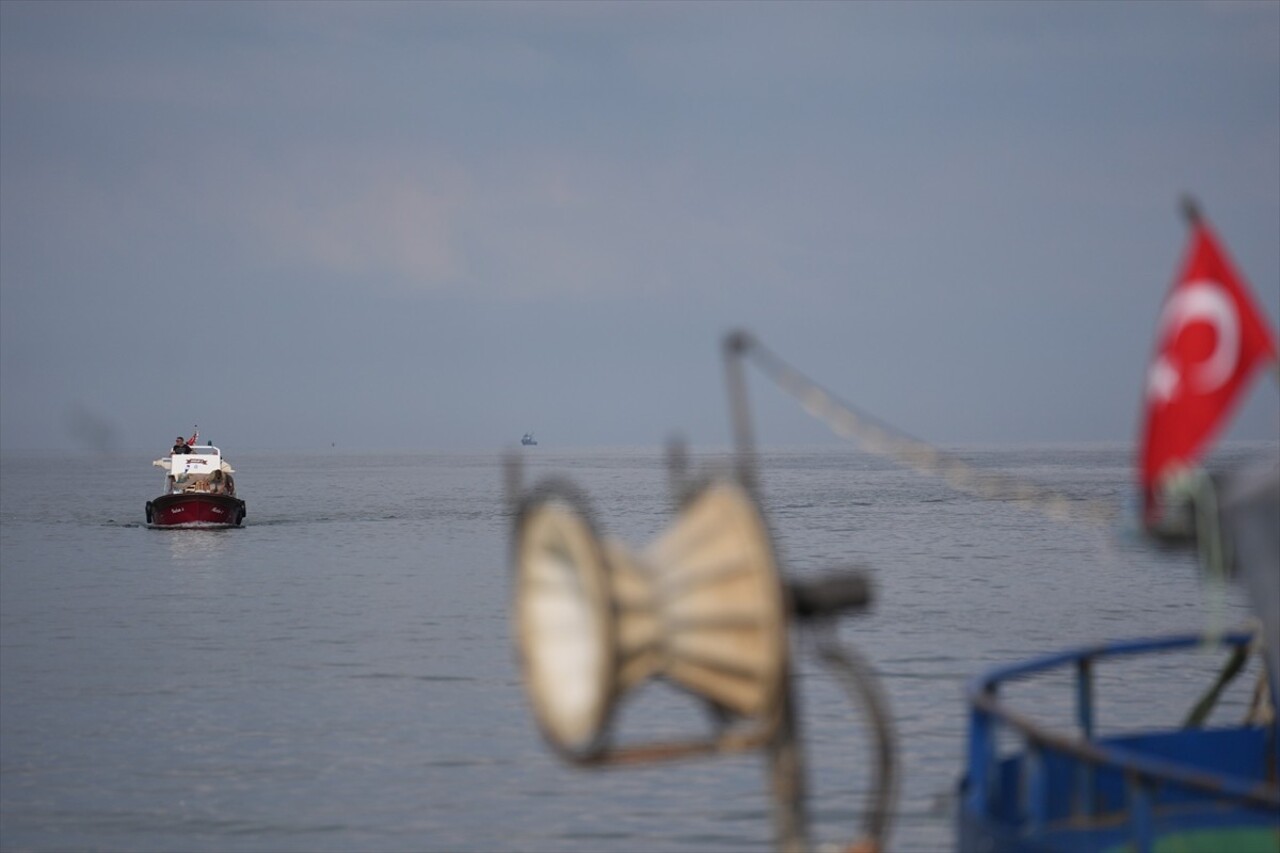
1139,210,1278,518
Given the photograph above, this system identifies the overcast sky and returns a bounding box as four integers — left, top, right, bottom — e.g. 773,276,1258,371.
2,1,1277,454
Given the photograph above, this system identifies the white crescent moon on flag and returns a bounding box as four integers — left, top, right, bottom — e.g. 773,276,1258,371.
1152,279,1240,398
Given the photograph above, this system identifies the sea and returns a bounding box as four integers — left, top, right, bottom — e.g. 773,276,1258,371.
0,444,1269,853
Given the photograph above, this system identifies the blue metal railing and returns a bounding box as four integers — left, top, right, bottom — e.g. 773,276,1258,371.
962,631,1280,853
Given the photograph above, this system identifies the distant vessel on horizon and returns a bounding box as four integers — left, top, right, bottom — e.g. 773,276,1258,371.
521,432,537,446
147,442,246,528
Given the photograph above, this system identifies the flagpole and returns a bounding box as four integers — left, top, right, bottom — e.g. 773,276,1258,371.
1180,194,1202,227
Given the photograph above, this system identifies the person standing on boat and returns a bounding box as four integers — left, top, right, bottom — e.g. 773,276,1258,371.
172,428,197,454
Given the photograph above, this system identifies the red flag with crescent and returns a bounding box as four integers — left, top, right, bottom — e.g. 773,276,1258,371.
1139,209,1278,518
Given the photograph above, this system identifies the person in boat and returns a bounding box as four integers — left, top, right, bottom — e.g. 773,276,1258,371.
171,429,198,454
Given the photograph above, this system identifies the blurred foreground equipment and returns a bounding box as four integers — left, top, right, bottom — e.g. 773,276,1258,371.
506,337,897,851
507,194,1279,853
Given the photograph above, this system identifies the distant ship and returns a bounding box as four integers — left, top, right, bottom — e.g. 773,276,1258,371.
147,443,246,528
521,432,537,446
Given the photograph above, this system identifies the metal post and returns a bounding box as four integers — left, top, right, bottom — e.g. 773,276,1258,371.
1075,657,1095,740
965,692,996,819
1026,743,1047,834
767,678,809,853
1074,657,1097,817
723,330,757,492
1128,773,1154,853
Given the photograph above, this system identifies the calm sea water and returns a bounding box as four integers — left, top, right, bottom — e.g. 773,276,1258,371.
0,445,1263,852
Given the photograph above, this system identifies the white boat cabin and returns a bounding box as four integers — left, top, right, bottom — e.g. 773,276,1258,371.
153,445,236,495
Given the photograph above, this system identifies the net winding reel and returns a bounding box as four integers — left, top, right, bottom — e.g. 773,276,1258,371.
506,335,898,852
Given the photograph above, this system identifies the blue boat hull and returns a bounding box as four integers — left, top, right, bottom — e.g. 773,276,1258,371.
959,726,1278,852
958,632,1279,853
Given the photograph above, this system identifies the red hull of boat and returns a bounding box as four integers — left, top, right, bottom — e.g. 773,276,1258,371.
146,493,246,527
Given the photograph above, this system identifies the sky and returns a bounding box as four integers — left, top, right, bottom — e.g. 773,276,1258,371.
2,1,1278,454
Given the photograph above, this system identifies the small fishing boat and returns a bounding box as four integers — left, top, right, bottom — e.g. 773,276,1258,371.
521,432,537,446
146,444,246,528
